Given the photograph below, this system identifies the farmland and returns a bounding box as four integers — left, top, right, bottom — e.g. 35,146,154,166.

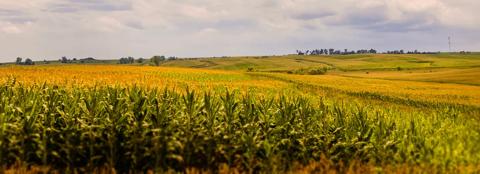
1,54,480,173
162,53,480,72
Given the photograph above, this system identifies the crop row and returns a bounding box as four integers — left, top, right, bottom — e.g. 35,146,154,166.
0,81,479,172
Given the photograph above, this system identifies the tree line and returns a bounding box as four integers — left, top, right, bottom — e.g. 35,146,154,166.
296,49,377,55
15,57,35,65
119,56,177,66
385,50,439,54
296,49,440,55
13,55,179,66
13,49,464,66
59,56,97,63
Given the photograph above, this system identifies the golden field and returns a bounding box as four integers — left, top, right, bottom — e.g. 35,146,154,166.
2,64,478,108
259,73,480,107
0,65,290,95
0,59,479,173
339,67,480,86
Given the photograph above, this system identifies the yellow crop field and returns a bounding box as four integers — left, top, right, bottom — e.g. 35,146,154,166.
0,65,290,94
2,0,480,172
339,67,480,86
0,61,479,173
262,73,480,107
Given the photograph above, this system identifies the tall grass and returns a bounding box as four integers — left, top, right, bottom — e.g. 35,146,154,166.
0,80,479,173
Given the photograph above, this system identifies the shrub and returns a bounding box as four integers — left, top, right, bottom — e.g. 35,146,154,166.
293,67,328,75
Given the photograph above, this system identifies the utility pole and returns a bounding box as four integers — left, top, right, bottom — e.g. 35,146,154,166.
448,36,451,52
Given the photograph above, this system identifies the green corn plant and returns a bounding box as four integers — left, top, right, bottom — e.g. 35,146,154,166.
0,82,478,173
220,90,238,134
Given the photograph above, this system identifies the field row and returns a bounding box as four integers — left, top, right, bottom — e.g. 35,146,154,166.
0,83,479,172
2,65,480,110
0,65,479,172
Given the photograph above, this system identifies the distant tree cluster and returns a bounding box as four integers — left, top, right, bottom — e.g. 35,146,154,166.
384,50,438,54
60,56,69,63
79,57,96,63
12,55,176,66
15,57,35,65
296,49,442,55
117,55,177,65
59,56,96,63
296,49,377,55
150,56,165,66
119,57,135,64
458,51,472,54
148,56,177,66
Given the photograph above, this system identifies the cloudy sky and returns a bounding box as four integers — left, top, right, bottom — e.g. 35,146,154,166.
0,0,479,62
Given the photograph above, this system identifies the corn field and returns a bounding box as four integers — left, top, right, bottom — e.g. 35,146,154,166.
1,78,479,173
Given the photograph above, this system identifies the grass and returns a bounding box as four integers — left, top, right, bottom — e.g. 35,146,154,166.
161,56,331,72
1,53,480,173
338,67,480,86
162,54,480,72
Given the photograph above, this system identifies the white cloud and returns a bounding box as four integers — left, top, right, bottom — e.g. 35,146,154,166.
95,16,128,32
0,0,479,61
1,23,22,34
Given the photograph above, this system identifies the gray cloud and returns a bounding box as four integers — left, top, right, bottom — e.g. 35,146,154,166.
0,9,36,25
0,9,24,16
125,21,144,30
364,20,437,32
293,11,335,20
4,17,36,24
337,13,438,33
47,0,132,13
327,2,443,33
0,0,478,62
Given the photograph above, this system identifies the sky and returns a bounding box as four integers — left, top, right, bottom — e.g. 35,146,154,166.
0,0,479,62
